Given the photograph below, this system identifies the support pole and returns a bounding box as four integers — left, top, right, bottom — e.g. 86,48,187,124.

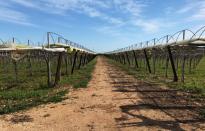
64,54,68,75
165,55,169,78
54,52,63,86
125,52,130,65
82,54,87,66
46,32,52,87
119,54,123,64
144,49,151,73
27,40,32,76
122,53,126,64
78,53,83,69
13,60,18,81
181,55,186,83
167,45,178,82
27,56,32,76
71,51,78,74
153,48,156,74
12,37,15,43
132,50,139,68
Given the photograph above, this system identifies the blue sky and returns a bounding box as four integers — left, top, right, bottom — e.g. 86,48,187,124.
0,0,204,52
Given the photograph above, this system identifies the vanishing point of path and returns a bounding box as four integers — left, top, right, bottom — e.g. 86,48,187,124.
0,57,205,131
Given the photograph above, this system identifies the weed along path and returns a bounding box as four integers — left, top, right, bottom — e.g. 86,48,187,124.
0,56,205,131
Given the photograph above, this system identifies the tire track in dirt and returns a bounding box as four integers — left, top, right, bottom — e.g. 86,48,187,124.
0,56,205,131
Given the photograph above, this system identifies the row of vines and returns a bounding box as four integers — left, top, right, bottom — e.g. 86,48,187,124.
106,26,205,91
0,32,96,90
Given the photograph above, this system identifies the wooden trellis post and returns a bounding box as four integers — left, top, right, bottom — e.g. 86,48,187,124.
27,55,32,76
82,54,87,66
153,48,156,74
45,53,52,87
181,55,186,83
85,54,89,64
118,54,121,63
167,45,178,82
27,40,32,76
46,32,52,87
132,50,139,68
64,54,68,75
165,54,169,78
143,49,151,73
114,54,118,62
118,54,122,63
54,52,63,86
71,51,78,74
122,53,126,64
125,52,130,65
78,53,83,69
13,60,18,81
189,55,192,73
165,35,169,78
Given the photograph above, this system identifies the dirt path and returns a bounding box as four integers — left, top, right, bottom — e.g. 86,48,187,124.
0,57,205,131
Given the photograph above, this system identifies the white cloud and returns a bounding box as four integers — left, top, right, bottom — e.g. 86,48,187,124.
192,3,205,20
10,0,37,8
0,6,35,26
113,0,146,17
9,0,144,23
10,0,124,25
80,5,102,17
5,0,168,33
111,0,161,33
131,19,160,33
8,0,145,27
177,5,194,14
96,26,122,37
176,0,205,21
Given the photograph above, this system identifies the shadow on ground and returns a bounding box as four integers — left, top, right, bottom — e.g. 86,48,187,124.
10,115,33,124
107,64,205,130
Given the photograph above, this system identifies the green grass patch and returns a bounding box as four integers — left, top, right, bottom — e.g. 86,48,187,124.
0,87,67,115
60,58,97,88
0,57,96,115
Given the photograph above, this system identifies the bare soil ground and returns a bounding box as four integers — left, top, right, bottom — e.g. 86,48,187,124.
0,57,205,131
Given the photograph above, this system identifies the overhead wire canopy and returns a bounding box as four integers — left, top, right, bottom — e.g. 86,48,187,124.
0,32,96,54
106,26,205,54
